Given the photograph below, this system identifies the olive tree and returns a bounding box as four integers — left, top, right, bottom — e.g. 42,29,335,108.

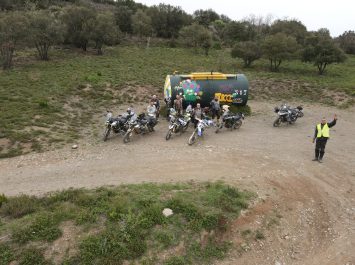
91,13,120,55
262,33,299,71
231,41,262,67
0,12,28,69
28,10,64,60
302,31,346,75
179,23,213,55
62,6,96,51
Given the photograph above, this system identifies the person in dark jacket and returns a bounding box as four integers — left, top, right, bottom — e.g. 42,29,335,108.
210,96,221,123
312,114,337,163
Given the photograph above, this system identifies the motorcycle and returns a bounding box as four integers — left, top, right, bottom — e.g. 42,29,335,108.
273,104,304,127
215,112,244,133
165,109,191,140
103,111,130,141
188,118,215,145
123,113,156,143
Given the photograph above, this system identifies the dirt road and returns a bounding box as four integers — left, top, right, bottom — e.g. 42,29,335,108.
0,100,354,265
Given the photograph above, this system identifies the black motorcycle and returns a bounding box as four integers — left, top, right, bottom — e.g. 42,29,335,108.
165,109,191,140
123,113,156,143
103,111,130,141
273,104,304,127
215,112,244,133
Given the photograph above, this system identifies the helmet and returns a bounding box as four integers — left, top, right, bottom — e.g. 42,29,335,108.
127,108,132,114
222,105,229,112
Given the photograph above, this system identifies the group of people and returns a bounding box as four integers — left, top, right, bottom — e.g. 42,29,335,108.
170,95,229,128
137,94,338,163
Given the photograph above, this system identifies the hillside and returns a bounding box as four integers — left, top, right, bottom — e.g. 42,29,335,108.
0,47,354,158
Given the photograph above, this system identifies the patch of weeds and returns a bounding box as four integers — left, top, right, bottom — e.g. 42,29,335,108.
229,104,251,116
18,247,49,265
0,243,14,265
241,229,252,238
255,229,265,240
188,240,230,262
164,256,190,265
0,194,39,218
78,215,147,264
0,194,7,208
153,230,175,249
12,212,62,244
75,209,98,225
38,100,49,108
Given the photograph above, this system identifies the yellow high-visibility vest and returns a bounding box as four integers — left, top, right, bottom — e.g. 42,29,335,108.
317,123,330,138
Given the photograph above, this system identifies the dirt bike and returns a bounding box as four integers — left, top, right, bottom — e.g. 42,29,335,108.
166,110,191,140
188,118,215,145
273,104,304,127
123,113,156,143
103,111,130,141
215,112,244,133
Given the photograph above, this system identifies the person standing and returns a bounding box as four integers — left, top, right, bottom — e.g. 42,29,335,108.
151,95,160,119
312,114,337,163
210,96,221,123
192,103,203,128
173,95,183,115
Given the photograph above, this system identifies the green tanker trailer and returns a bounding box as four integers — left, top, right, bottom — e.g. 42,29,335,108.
163,72,249,107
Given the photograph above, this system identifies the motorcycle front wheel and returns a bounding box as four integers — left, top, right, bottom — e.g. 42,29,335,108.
188,131,197,145
233,120,242,129
298,112,304,118
166,129,172,140
123,131,131,143
103,127,111,141
273,117,281,127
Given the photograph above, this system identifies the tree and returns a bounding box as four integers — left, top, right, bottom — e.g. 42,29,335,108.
222,21,256,45
114,5,133,34
147,4,191,39
193,9,220,27
91,13,120,55
62,6,96,51
302,31,346,75
132,9,152,38
0,12,28,69
231,41,262,67
270,19,308,45
28,10,64,60
179,23,213,55
336,30,355,54
262,33,299,71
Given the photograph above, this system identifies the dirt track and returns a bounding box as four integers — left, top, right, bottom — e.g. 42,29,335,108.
0,100,354,265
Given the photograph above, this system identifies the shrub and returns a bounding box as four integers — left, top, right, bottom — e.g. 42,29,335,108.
0,195,39,218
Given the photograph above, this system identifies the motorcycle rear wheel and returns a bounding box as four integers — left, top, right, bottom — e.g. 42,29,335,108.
103,127,111,141
188,131,197,145
166,129,172,140
273,117,281,127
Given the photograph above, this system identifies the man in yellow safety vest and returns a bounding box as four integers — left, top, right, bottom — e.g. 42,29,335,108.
312,114,337,163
